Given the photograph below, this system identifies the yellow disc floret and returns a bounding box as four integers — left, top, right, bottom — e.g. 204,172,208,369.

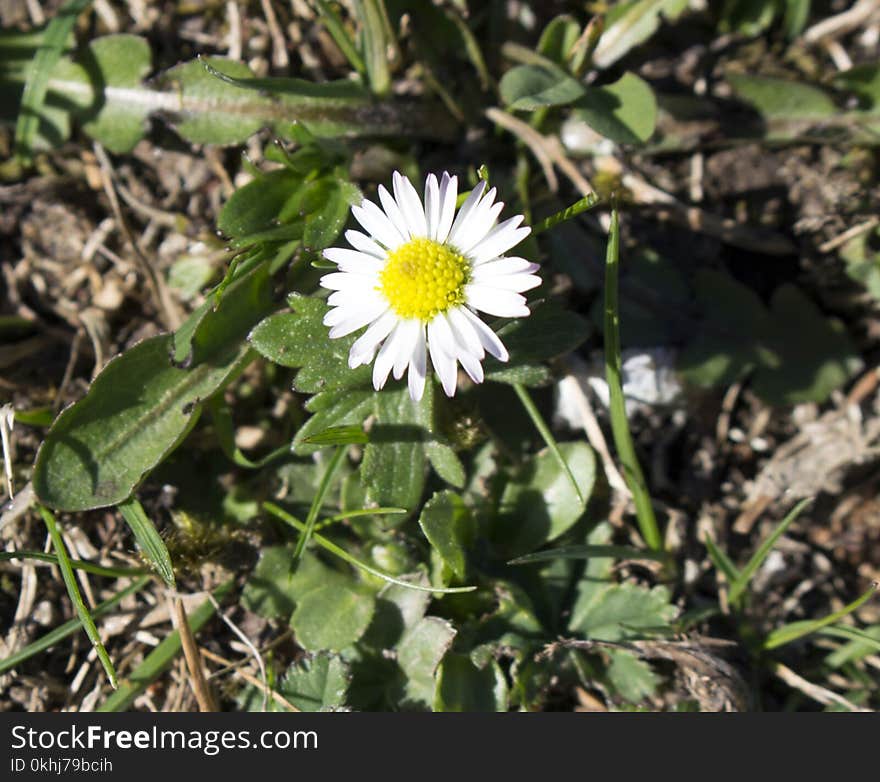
379,237,470,321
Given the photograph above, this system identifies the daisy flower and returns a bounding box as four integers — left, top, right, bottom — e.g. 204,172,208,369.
320,171,540,401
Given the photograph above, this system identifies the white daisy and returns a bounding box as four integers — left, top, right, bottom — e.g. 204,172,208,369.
320,171,540,401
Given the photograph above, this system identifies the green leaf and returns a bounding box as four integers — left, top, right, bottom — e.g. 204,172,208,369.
33,265,272,511
242,548,347,620
592,0,689,69
249,296,373,394
499,63,586,111
498,441,595,556
572,72,657,144
433,653,508,712
569,582,677,641
361,387,428,512
537,15,585,72
606,648,660,702
291,584,376,652
397,617,457,709
752,285,860,406
217,169,302,240
14,0,91,162
302,179,362,250
486,300,592,385
835,64,880,112
117,497,175,588
418,491,473,579
728,73,837,120
276,653,351,711
79,34,153,153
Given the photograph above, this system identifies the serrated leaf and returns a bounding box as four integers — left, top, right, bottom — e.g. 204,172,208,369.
498,441,595,556
291,584,376,651
606,648,660,702
500,63,586,111
242,548,348,620
249,296,373,394
33,265,272,511
418,491,473,579
572,72,657,144
277,652,351,711
569,582,677,641
398,617,457,709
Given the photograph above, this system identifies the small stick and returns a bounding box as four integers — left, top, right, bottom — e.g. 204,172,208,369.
173,597,217,712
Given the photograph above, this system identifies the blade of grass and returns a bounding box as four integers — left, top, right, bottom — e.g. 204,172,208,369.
117,497,176,588
0,550,148,578
763,582,878,651
821,625,880,665
98,580,233,712
703,536,741,585
38,505,118,687
292,446,346,562
312,0,366,75
728,498,812,607
355,0,392,96
264,501,476,594
508,543,670,565
604,208,662,550
14,0,93,163
315,506,406,530
513,382,584,506
0,576,149,676
531,192,602,236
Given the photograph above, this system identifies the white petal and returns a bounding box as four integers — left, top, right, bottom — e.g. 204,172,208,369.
471,257,539,279
465,284,530,318
469,217,531,265
461,307,509,362
424,174,440,240
446,181,486,248
453,195,504,253
320,271,379,292
323,247,384,274
457,347,484,385
393,171,427,237
352,200,406,250
435,172,458,244
326,301,388,338
474,273,541,292
327,289,382,308
392,319,421,380
446,306,485,359
348,310,397,367
407,327,427,401
427,318,458,396
378,184,412,240
345,229,386,259
373,322,406,390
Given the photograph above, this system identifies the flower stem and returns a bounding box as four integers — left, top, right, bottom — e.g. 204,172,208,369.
603,209,663,551
513,382,584,506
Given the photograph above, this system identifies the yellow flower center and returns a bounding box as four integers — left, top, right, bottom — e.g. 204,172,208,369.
379,237,470,321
